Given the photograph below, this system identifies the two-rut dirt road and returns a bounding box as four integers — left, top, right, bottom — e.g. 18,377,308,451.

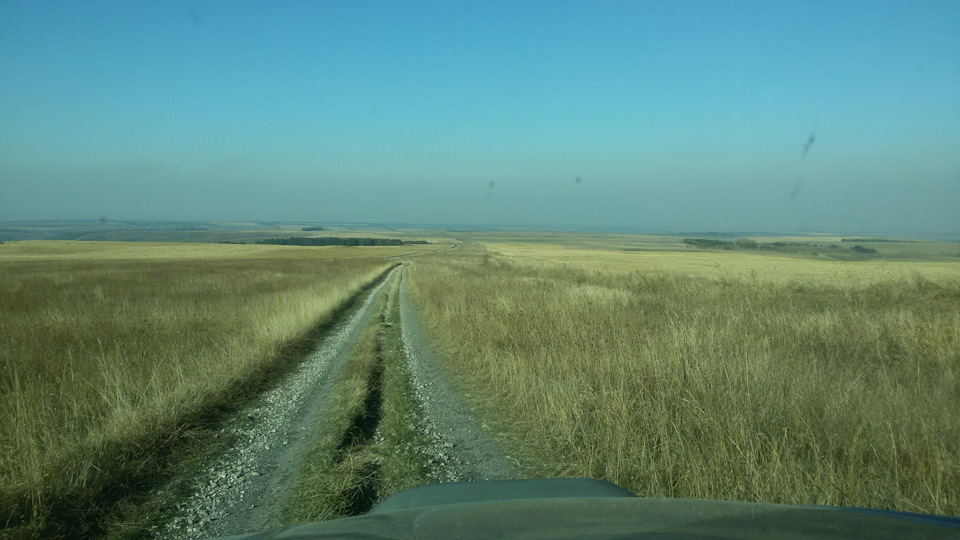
159,263,516,538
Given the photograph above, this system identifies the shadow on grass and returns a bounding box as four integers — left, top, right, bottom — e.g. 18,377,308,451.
3,264,399,538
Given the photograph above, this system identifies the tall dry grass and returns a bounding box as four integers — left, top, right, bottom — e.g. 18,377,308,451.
0,242,391,531
407,248,960,515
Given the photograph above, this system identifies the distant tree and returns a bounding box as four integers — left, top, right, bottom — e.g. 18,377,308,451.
842,238,895,243
684,238,731,248
256,236,409,247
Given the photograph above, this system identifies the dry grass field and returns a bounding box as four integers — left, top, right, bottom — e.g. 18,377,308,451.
3,233,958,534
407,241,960,515
0,241,399,532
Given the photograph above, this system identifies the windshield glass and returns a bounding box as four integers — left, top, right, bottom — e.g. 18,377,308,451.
1,2,958,537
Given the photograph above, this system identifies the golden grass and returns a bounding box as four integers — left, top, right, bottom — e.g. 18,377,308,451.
0,241,392,532
407,244,960,515
487,242,960,285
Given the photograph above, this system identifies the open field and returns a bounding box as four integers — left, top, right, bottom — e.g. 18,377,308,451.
0,220,458,245
407,240,960,515
457,230,960,259
0,238,452,259
3,232,959,535
0,241,398,534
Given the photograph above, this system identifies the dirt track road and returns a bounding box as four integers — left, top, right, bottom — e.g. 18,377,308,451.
160,267,398,538
398,265,519,482
159,261,515,538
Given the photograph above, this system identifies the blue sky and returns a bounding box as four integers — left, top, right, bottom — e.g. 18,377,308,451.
1,1,958,234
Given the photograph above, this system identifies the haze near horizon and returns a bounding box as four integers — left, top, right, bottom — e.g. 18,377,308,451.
1,1,958,235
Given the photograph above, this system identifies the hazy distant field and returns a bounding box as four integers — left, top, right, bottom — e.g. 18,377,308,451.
408,239,960,514
0,241,397,531
0,220,457,245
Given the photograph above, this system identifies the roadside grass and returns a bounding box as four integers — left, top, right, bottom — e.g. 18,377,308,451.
0,242,392,536
285,268,430,523
406,245,960,515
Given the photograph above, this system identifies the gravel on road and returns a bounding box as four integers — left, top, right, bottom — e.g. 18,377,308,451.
159,260,518,538
398,264,520,483
157,267,398,538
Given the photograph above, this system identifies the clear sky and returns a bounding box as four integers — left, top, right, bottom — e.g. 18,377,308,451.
2,1,958,235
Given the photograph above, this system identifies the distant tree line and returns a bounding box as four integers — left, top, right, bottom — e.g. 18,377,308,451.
841,238,896,243
683,238,764,250
301,226,325,231
255,237,427,247
683,238,879,253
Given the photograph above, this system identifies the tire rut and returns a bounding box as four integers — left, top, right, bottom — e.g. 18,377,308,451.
157,266,398,538
398,264,520,482
330,311,388,516
160,260,515,537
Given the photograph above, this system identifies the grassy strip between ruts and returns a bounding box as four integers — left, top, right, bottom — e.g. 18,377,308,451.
284,268,432,523
406,244,960,516
0,242,395,537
